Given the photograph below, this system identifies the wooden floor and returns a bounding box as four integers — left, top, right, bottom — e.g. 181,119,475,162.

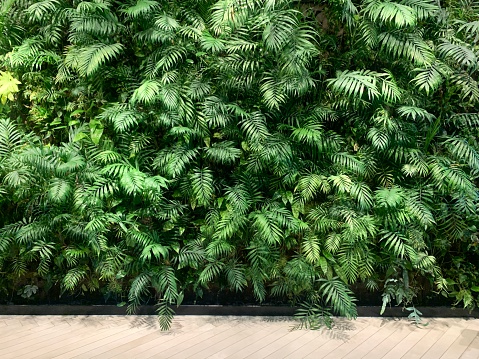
0,315,478,358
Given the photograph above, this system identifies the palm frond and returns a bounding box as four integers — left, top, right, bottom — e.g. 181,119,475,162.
364,0,416,28
319,278,357,319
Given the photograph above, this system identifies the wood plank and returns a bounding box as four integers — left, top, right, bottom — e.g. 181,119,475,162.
51,324,150,358
242,327,311,359
90,329,172,359
399,327,448,359
359,323,416,358
341,319,402,359
3,326,97,359
159,322,254,359
29,322,127,359
33,323,140,359
0,322,54,342
190,324,275,359
421,324,470,359
69,326,158,359
380,326,431,359
211,326,289,359
0,315,58,334
460,333,479,359
0,322,73,353
307,323,381,359
281,319,369,359
121,322,230,358
2,315,479,359
261,330,321,359
440,329,478,359
224,326,293,359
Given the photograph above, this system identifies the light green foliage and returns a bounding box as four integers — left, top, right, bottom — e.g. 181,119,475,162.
0,71,20,104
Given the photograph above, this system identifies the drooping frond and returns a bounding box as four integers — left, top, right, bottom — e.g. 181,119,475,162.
68,42,124,77
364,0,417,28
412,60,450,94
328,70,380,101
190,167,214,207
437,40,477,68
319,278,358,319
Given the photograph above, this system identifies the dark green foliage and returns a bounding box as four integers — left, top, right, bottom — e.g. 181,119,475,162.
0,0,478,330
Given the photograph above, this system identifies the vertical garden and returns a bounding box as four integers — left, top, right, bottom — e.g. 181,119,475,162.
0,0,478,329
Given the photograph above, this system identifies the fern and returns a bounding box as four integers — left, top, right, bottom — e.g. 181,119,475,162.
131,80,161,104
156,299,175,331
319,278,358,319
328,70,381,101
62,267,88,292
296,173,331,202
190,167,214,207
302,235,321,265
47,178,72,203
73,43,124,77
98,103,142,133
0,118,22,158
122,0,160,18
364,0,417,28
412,60,450,94
127,272,151,314
292,302,333,330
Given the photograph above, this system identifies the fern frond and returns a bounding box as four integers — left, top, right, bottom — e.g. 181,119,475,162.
260,73,287,110
176,239,205,269
412,60,450,94
153,146,198,179
74,43,124,76
156,299,174,331
445,137,479,171
98,103,142,133
127,272,151,314
120,168,145,196
351,182,374,210
0,118,22,158
190,167,214,207
327,70,380,101
251,209,283,245
450,72,479,102
400,0,438,20
458,20,479,43
397,106,435,121
122,0,160,18
225,260,247,292
239,111,270,143
26,0,61,22
62,267,87,291
198,261,224,284
296,173,331,202
380,231,410,258
131,80,161,104
319,278,357,318
332,152,366,175
364,0,416,28
48,178,72,203
302,234,321,265
437,40,476,68
263,10,297,52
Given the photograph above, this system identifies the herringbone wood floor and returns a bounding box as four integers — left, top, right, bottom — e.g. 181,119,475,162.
0,315,478,358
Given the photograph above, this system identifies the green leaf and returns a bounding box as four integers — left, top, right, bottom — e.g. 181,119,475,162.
89,119,104,145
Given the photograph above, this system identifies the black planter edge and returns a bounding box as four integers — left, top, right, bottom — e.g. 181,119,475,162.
1,305,478,318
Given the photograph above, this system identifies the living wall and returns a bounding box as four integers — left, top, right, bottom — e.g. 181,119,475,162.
0,0,478,329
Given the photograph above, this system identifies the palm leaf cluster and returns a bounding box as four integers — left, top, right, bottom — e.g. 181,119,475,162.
0,0,478,329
